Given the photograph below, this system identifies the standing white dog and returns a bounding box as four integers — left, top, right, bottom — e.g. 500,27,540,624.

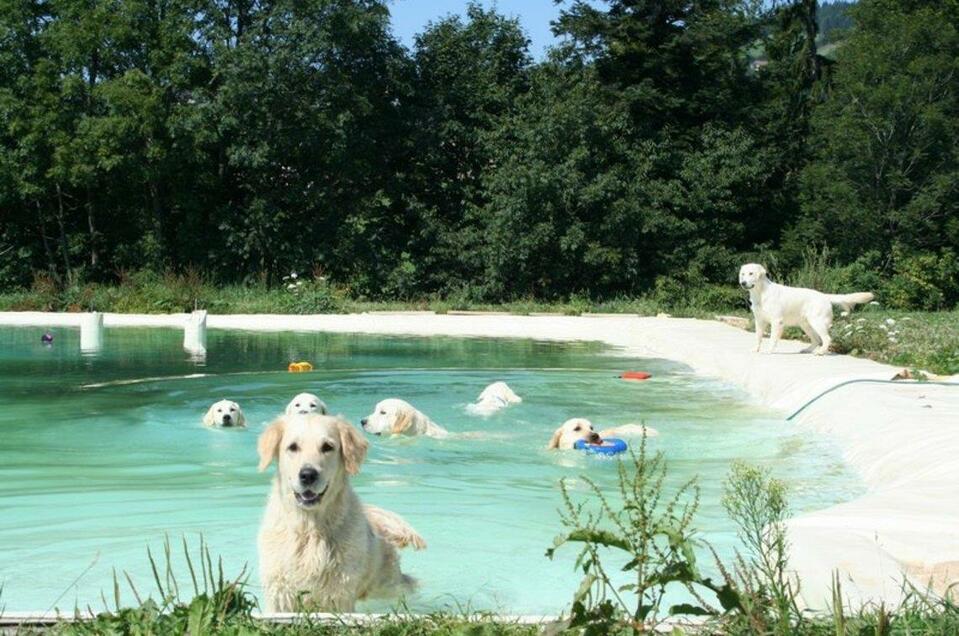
257,414,424,612
739,263,874,355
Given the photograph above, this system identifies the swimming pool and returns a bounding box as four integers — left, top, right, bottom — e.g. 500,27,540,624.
0,326,862,614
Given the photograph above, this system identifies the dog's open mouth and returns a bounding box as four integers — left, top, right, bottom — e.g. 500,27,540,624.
294,486,327,507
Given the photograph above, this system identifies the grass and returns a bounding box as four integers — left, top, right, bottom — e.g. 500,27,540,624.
0,270,741,318
830,307,959,376
32,611,544,635
1,270,957,375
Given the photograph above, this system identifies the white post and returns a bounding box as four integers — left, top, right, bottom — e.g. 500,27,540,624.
184,310,208,356
79,312,104,352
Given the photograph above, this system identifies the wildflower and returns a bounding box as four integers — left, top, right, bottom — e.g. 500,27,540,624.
290,272,298,280
857,318,866,323
287,283,296,290
869,301,879,306
885,318,896,326
888,337,897,343
841,311,850,317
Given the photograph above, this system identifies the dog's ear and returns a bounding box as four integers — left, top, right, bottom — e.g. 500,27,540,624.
284,400,295,416
758,265,768,278
257,418,286,472
547,427,564,449
391,407,414,435
234,405,246,427
202,404,217,427
338,419,369,475
317,400,329,415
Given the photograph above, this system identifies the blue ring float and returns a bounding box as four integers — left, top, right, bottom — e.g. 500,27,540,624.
574,438,628,456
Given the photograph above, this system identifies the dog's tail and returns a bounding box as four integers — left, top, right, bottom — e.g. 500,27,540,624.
827,291,875,313
364,505,427,550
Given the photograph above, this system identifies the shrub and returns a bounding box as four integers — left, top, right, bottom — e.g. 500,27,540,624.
883,249,959,311
276,273,346,314
831,314,901,360
720,463,797,635
649,276,745,314
786,248,885,295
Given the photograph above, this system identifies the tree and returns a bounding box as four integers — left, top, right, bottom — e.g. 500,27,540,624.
398,3,531,297
791,0,959,263
554,0,760,141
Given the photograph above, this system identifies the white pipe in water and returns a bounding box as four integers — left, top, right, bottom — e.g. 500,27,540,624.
79,312,104,352
184,310,208,355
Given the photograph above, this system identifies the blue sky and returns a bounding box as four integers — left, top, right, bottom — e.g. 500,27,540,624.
388,0,569,58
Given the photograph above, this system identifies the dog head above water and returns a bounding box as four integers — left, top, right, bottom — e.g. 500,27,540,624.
360,399,422,436
548,418,601,450
203,400,246,428
285,392,329,416
257,414,368,510
738,263,768,290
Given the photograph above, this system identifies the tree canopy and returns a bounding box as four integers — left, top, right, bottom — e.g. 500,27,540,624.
1,0,957,309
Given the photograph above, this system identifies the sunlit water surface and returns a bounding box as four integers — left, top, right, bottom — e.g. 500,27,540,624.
0,326,862,614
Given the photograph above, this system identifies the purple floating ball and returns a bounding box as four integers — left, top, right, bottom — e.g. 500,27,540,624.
41,332,54,344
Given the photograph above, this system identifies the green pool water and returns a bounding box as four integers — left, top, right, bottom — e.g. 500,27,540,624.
0,325,862,614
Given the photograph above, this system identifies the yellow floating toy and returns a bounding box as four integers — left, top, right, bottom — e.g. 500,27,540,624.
288,361,314,373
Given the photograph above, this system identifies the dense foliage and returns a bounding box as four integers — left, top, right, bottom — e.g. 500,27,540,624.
1,0,957,309
816,1,854,44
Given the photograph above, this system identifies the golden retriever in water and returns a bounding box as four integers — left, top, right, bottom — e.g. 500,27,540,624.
256,414,425,612
466,381,522,416
360,399,448,438
285,392,328,416
547,418,658,450
738,263,874,355
202,400,246,428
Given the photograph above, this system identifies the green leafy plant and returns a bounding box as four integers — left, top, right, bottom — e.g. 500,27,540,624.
547,437,740,634
718,462,798,635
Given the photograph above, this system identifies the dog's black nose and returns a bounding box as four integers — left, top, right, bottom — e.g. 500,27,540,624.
223,413,232,421
360,418,368,427
588,432,601,443
299,466,318,485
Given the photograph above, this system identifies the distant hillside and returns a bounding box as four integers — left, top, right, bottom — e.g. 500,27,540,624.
818,1,855,44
